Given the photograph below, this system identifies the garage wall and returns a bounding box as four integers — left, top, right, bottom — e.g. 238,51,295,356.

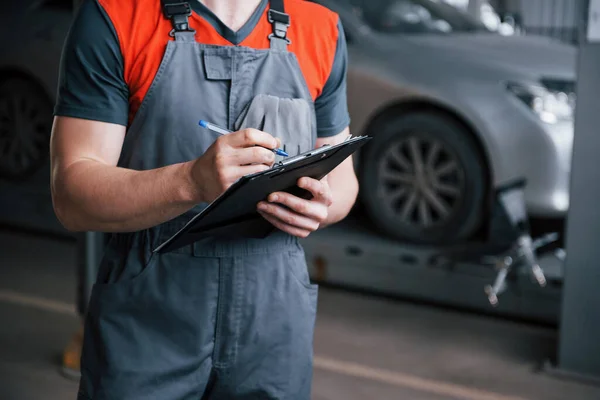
504,0,584,44
523,0,581,43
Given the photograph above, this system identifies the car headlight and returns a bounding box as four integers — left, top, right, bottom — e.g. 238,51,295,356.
506,80,576,124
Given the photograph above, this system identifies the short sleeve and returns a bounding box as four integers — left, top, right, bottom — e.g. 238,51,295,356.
54,0,129,126
314,18,351,138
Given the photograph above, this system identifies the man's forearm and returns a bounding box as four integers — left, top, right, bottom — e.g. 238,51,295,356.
322,176,359,228
52,160,199,233
314,128,357,228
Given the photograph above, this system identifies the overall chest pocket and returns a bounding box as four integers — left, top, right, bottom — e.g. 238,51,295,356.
234,94,315,158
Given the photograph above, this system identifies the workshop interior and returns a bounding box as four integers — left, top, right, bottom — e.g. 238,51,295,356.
1,0,600,399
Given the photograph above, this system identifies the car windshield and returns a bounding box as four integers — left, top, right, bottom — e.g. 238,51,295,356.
348,0,489,34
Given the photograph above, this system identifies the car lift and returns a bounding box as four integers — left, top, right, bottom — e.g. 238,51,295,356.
301,179,565,324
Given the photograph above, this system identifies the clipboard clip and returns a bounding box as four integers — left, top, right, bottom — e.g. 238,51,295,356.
273,137,354,168
275,144,332,167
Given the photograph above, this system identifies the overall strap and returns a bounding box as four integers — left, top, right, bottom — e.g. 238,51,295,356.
161,0,196,40
268,0,291,50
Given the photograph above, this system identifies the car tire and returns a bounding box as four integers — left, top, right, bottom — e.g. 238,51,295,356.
360,112,487,244
0,76,53,181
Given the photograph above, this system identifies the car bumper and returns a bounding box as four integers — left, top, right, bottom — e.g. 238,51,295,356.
514,120,572,218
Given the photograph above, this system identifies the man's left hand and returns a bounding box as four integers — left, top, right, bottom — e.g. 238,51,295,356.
257,177,333,238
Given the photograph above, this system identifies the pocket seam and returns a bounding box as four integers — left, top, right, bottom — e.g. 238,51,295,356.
93,248,158,292
286,248,318,292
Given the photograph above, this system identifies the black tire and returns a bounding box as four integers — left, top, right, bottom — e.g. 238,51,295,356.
359,112,487,244
0,77,53,181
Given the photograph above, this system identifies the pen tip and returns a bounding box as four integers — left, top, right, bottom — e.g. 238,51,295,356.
199,120,207,128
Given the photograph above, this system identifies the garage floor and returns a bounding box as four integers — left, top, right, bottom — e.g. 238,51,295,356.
1,228,599,400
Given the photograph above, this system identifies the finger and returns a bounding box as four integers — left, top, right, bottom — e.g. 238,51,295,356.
297,177,333,206
221,164,270,186
234,163,271,178
228,128,278,150
266,192,327,222
258,210,313,239
257,201,320,231
234,146,275,166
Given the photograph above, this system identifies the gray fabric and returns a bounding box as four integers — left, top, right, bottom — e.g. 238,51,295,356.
235,94,314,159
79,219,311,400
80,9,319,400
119,40,317,177
174,30,196,42
269,35,289,51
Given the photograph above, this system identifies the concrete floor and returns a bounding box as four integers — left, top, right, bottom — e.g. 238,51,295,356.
1,228,599,400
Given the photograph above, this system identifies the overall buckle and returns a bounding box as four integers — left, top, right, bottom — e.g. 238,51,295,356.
268,9,291,44
163,2,194,36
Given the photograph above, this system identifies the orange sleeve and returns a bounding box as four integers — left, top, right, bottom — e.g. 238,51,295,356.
285,0,340,100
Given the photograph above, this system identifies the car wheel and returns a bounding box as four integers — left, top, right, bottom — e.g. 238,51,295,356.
0,77,53,180
360,112,487,244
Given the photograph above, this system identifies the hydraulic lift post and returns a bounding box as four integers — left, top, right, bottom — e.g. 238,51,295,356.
553,0,600,382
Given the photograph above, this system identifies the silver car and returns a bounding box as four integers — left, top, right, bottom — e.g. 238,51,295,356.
0,0,576,245
316,0,575,244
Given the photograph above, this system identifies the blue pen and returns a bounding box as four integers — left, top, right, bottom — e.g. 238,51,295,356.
199,120,289,157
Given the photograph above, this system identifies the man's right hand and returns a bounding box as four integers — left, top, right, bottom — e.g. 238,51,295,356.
51,118,280,232
189,128,280,203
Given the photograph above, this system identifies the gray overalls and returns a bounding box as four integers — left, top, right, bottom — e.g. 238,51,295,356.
78,1,319,398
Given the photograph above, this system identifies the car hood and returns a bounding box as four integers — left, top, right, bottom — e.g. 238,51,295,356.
378,32,577,81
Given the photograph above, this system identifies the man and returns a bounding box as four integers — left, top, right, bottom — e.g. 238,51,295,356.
50,0,357,398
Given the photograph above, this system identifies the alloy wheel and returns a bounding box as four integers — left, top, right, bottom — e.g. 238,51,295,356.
0,79,52,179
376,134,466,229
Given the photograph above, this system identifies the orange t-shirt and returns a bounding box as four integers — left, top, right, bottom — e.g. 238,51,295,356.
55,0,350,137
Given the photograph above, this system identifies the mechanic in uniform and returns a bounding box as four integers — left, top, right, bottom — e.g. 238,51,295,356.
50,0,357,398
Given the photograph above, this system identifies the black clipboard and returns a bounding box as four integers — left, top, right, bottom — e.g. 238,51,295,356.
154,136,371,253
